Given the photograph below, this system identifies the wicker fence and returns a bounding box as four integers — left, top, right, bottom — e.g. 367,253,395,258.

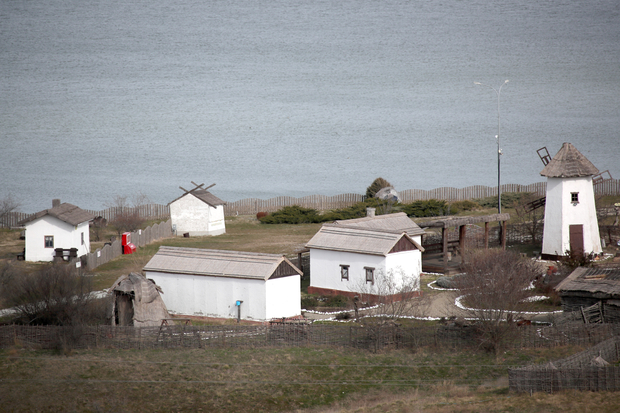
509,336,620,393
2,321,619,353
82,220,172,271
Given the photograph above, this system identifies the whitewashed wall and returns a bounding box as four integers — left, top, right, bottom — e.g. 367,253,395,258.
542,177,602,256
145,271,300,321
170,195,226,236
24,216,90,262
265,275,301,320
309,244,422,295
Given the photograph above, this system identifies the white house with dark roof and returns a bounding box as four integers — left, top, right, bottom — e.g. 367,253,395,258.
306,213,425,299
143,247,302,321
169,185,226,236
540,143,602,259
18,199,94,262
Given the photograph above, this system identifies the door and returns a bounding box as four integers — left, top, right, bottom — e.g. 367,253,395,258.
569,224,584,256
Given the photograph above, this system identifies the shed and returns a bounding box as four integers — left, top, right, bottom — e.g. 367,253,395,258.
169,182,226,236
306,220,424,299
18,199,94,262
143,247,302,321
555,266,620,323
110,272,170,327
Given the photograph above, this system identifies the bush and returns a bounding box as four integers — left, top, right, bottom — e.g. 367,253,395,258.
0,262,110,326
258,205,321,224
474,192,531,209
401,199,451,217
449,200,480,214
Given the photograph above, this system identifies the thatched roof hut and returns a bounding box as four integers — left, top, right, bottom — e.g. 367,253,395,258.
110,272,170,327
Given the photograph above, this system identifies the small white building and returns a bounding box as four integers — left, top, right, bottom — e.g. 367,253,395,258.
306,212,425,299
541,142,603,259
19,200,94,262
143,247,302,321
169,187,226,236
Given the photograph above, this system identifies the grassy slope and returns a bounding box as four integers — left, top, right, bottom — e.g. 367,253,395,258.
3,345,618,413
90,216,321,291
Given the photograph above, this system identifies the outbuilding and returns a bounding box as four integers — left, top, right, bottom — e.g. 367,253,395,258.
110,272,170,327
306,212,425,299
555,266,620,323
18,199,94,262
169,183,226,236
143,247,302,321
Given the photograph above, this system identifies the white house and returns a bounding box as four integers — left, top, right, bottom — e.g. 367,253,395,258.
19,200,94,262
541,142,603,259
306,212,425,299
169,187,226,237
143,246,302,321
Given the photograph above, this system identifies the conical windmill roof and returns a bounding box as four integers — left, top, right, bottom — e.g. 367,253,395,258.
540,142,599,178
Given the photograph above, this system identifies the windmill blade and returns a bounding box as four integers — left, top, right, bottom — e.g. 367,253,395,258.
537,147,551,166
592,170,613,186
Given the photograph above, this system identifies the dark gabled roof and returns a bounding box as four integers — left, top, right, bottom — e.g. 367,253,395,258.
540,142,599,178
332,212,426,237
18,203,94,226
143,247,302,280
555,266,620,298
169,189,226,207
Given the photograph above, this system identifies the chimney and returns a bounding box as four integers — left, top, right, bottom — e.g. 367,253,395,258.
366,207,375,218
52,199,61,208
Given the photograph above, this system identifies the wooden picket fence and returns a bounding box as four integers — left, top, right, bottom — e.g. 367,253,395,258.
3,179,619,226
82,220,172,270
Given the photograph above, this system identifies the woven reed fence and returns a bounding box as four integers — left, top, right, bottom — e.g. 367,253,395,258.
509,336,620,393
83,220,172,271
2,321,619,353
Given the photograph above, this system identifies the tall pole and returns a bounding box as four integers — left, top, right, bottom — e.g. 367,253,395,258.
474,80,509,214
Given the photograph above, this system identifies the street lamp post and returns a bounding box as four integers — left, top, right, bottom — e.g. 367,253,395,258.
474,80,509,214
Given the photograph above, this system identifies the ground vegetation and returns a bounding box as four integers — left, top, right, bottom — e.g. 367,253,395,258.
0,345,615,413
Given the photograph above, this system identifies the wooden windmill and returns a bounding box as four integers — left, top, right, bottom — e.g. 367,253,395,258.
538,143,607,260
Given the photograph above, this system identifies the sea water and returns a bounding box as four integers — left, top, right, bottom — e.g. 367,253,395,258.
1,0,619,212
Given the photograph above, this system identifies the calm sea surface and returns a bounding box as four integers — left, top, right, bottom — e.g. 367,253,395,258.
2,0,619,213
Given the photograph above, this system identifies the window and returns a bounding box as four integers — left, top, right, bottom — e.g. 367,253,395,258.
44,236,54,248
571,192,579,204
365,267,375,284
340,265,349,281
81,232,84,245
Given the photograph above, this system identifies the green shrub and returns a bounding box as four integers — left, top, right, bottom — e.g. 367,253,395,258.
474,192,531,209
401,199,451,217
449,200,480,214
258,205,321,224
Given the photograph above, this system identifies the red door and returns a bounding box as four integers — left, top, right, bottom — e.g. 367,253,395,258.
569,224,584,256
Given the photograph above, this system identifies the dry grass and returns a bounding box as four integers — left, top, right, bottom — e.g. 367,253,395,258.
1,345,618,413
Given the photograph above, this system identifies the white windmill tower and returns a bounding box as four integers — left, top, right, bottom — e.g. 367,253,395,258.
538,143,607,260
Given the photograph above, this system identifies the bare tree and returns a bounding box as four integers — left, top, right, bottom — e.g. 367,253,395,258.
0,263,109,326
107,192,150,237
513,193,545,244
453,249,541,355
0,193,20,227
354,268,429,320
